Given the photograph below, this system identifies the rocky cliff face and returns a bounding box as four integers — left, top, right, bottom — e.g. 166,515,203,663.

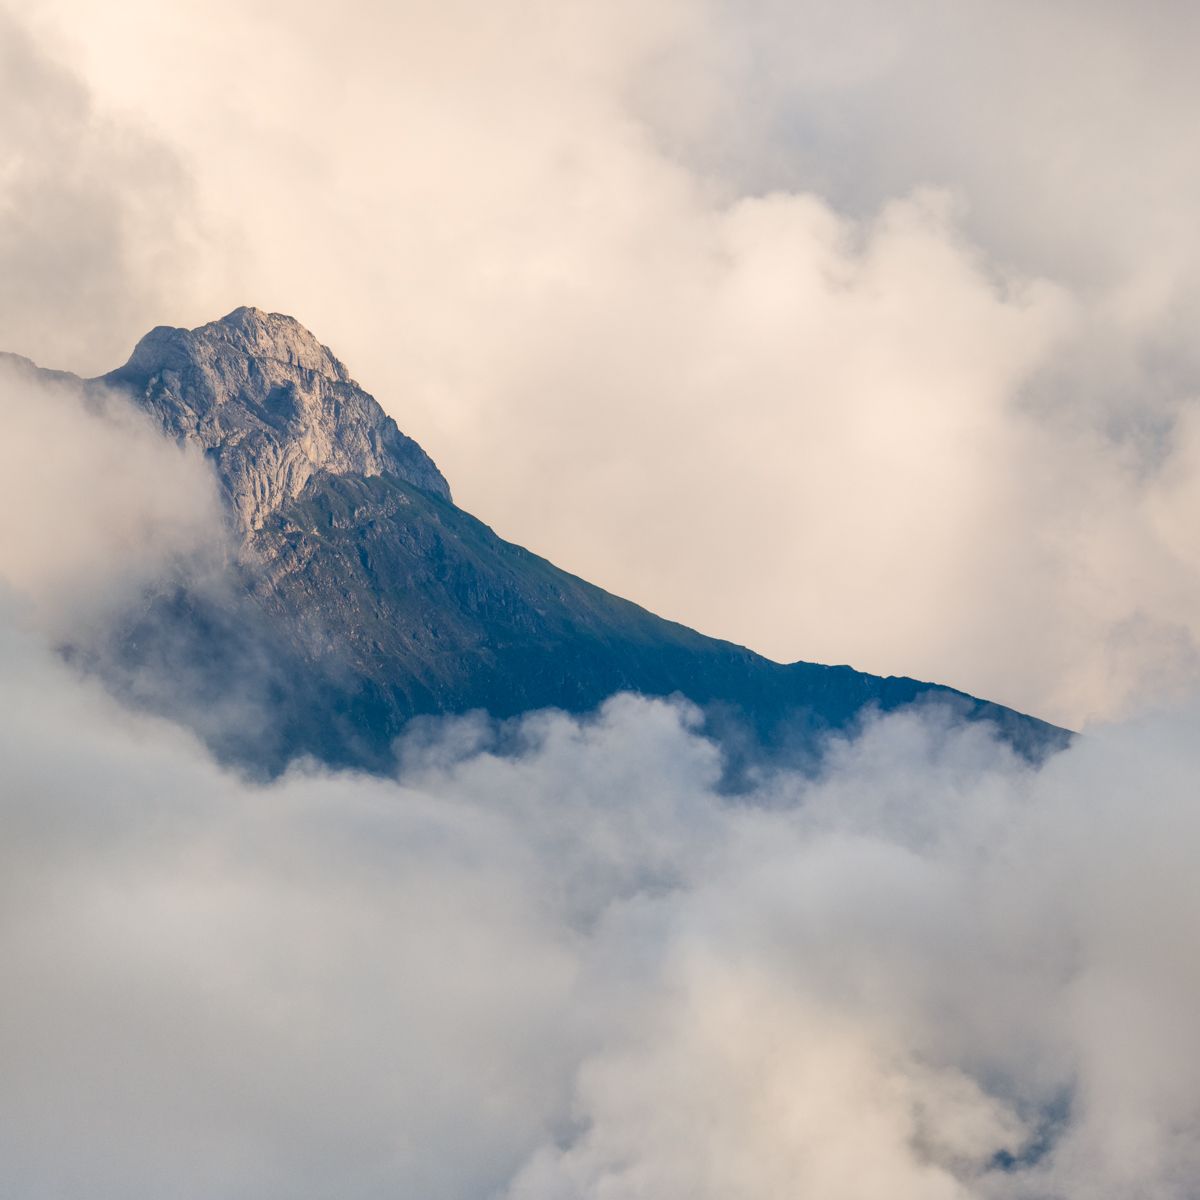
102,307,450,531
11,309,1070,776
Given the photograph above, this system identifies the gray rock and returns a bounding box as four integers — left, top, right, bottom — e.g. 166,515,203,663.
101,306,450,532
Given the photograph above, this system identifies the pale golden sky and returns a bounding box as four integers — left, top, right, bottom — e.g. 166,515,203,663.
5,0,1200,726
8,8,1200,1197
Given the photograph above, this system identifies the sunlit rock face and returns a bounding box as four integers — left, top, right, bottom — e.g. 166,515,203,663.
103,306,450,531
7,309,1069,776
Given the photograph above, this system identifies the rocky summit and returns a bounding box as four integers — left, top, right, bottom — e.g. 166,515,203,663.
103,307,450,532
17,308,1070,775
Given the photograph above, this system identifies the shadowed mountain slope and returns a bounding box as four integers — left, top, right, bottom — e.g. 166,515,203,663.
20,308,1070,773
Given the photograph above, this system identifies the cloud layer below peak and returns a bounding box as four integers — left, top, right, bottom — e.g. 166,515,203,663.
1,329,1198,1198
4,596,1200,1198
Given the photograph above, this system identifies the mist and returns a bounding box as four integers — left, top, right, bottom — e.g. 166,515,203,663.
3,589,1199,1198
0,356,225,638
4,4,1200,1196
0,361,1193,1197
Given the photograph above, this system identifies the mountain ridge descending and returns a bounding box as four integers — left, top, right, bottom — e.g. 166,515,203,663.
9,308,1070,776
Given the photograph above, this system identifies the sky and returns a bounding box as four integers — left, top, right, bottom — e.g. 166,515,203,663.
5,5,1200,1196
4,0,1200,728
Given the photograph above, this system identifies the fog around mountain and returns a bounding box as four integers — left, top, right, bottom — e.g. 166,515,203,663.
2,341,1200,1198
4,3,1200,1196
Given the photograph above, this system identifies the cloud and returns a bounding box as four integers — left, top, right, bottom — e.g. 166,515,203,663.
0,6,216,373
7,0,1200,726
0,356,226,637
3,571,1200,1198
5,7,1200,1195
3,7,1200,1194
0,359,1188,1197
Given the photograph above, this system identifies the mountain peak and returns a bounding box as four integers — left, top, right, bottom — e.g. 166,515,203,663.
208,307,351,379
8,306,1068,777
101,308,451,531
122,307,353,387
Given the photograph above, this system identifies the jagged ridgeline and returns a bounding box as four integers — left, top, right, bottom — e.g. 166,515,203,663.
13,308,1070,774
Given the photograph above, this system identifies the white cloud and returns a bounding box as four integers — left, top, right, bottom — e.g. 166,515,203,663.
0,360,1189,1197
3,586,1200,1197
0,358,226,638
4,7,1200,1192
0,6,216,370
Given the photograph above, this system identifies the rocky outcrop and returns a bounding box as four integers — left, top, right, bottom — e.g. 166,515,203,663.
101,307,450,531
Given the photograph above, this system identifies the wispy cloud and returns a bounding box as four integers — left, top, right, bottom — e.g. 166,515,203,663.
0,357,224,637
0,7,213,370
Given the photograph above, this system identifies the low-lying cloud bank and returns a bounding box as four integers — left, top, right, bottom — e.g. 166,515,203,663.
3,592,1199,1198
3,282,1197,1200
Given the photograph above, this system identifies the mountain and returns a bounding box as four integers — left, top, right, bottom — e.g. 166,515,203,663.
13,308,1069,775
